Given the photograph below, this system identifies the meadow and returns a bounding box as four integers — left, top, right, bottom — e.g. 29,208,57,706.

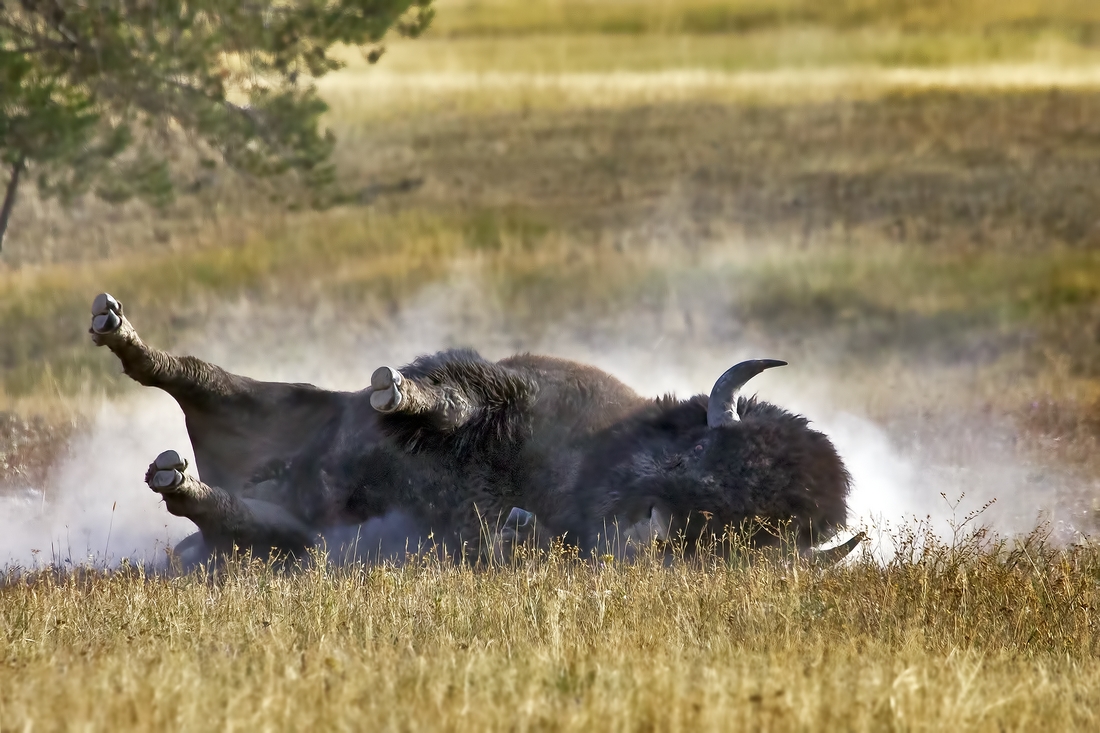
2,0,1100,729
2,533,1100,731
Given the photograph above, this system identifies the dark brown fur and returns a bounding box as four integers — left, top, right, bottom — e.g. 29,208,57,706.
91,294,851,563
570,396,851,553
371,351,851,555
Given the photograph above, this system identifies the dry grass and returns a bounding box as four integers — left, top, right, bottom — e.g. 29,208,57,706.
1,531,1099,731
406,0,1100,94
2,2,1100,727
319,65,1100,122
370,33,1100,75
429,0,1100,36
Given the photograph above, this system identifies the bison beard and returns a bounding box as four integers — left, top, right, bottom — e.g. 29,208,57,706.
88,292,856,567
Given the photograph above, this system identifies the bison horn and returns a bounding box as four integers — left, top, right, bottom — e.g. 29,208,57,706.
809,532,867,566
706,359,787,428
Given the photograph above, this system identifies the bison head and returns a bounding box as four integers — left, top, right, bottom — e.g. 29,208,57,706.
586,360,851,556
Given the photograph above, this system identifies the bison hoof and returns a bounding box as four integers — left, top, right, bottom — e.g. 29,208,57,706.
505,506,534,529
498,507,536,544
147,449,188,493
370,366,404,412
90,293,123,335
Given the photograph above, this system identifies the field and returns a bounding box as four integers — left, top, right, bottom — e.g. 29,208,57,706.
2,0,1100,729
2,536,1100,731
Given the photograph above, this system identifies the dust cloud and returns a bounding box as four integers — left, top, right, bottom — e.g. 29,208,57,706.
0,394,194,568
1,262,1091,567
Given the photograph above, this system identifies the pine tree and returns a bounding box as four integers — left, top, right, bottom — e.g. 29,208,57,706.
0,0,433,252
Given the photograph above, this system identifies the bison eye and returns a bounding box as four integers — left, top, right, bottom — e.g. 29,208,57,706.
694,444,704,453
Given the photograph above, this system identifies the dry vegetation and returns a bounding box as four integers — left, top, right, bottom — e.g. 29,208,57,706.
428,0,1100,37
2,0,1100,729
2,532,1100,732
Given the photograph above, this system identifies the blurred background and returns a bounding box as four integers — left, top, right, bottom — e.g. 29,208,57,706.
2,0,1100,563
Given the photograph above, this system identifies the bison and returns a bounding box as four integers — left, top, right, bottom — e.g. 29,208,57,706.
369,354,857,559
88,292,860,567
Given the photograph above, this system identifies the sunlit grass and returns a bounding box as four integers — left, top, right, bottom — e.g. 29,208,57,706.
321,64,1100,122
0,208,466,396
2,3,1100,728
369,30,1100,76
429,0,1100,36
1,529,1098,731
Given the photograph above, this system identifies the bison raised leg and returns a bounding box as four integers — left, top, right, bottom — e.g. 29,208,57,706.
90,293,241,403
368,349,537,460
369,364,480,429
369,366,408,413
146,449,316,556
90,292,347,494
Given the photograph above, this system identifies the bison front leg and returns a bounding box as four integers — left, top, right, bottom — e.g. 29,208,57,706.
492,507,545,561
369,365,476,428
447,500,547,565
146,449,316,555
368,351,535,459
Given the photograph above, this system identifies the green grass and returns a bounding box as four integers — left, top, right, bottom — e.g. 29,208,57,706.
726,244,1100,356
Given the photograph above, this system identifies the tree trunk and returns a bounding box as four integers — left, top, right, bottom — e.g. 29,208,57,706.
0,155,27,254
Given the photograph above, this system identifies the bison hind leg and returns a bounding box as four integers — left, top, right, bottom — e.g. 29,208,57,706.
91,292,123,334
168,532,213,572
144,448,316,554
89,292,140,351
148,449,188,491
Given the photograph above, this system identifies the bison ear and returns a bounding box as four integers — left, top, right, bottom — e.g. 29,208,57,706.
707,359,787,428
